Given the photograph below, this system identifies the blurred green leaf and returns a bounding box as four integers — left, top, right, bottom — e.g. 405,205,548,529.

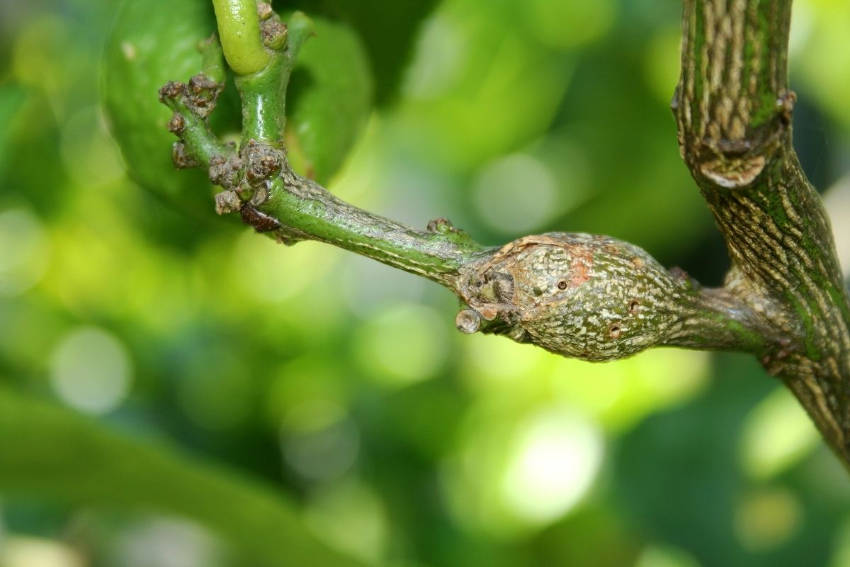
0,387,363,567
281,0,440,105
286,16,373,184
0,83,27,180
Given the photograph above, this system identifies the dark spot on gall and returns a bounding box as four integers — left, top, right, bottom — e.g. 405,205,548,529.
557,280,568,290
628,300,639,314
608,323,621,339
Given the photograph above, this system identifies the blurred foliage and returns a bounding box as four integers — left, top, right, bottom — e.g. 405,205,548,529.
281,0,441,105
1,1,850,566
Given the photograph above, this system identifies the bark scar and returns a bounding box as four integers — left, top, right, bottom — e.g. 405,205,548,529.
569,246,593,287
241,205,282,232
699,155,766,188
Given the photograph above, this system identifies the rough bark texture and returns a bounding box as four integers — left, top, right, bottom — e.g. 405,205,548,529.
675,0,850,464
159,1,850,468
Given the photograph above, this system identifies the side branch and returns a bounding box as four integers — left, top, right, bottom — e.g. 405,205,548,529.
675,0,850,462
157,4,850,469
161,64,776,362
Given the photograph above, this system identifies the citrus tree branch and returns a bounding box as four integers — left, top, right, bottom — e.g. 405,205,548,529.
160,9,778,359
675,0,850,463
161,3,850,468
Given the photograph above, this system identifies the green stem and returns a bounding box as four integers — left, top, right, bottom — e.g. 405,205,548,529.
232,11,313,146
235,53,289,146
255,173,488,286
161,88,231,168
211,0,270,75
199,34,227,84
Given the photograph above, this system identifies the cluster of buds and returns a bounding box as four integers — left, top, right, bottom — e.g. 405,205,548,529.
208,140,284,216
159,64,286,221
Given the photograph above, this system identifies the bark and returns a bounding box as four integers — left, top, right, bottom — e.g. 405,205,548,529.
159,2,850,467
675,0,850,464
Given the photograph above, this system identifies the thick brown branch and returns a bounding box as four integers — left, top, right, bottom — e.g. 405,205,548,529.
675,0,850,464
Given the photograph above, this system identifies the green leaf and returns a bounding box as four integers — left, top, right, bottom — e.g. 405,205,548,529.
286,17,373,183
281,0,440,105
101,0,375,213
0,386,362,567
0,84,27,180
101,0,227,216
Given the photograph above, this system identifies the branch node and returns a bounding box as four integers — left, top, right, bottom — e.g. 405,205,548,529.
208,155,244,190
186,74,223,119
261,18,288,50
242,140,284,186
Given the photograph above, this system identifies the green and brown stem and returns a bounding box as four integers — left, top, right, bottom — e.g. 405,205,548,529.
161,2,850,467
257,172,488,285
675,0,850,462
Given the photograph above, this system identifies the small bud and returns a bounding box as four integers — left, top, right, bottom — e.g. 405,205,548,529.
172,142,199,169
256,2,274,20
776,90,797,125
167,113,185,135
455,309,481,334
208,154,243,190
186,74,223,119
427,217,454,233
262,19,288,50
215,190,242,215
242,140,283,185
250,182,270,206
158,81,185,103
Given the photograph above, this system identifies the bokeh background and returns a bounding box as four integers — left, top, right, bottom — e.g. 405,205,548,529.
2,1,850,566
